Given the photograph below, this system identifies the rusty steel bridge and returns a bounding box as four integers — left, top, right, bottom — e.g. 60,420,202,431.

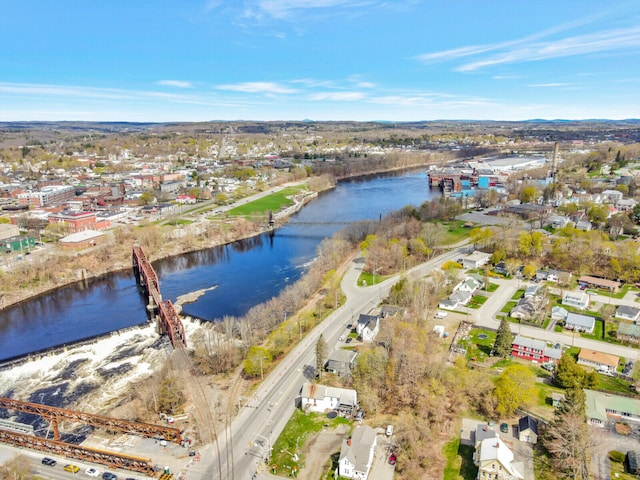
132,244,186,349
0,397,182,475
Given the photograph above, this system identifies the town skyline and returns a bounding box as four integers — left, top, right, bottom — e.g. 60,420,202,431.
2,0,640,122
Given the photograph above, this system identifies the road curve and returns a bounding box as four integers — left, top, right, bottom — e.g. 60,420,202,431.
185,244,467,479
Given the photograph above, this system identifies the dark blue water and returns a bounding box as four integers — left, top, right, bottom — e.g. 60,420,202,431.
0,170,438,360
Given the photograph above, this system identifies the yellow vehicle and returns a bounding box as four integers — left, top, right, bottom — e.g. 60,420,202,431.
64,464,80,473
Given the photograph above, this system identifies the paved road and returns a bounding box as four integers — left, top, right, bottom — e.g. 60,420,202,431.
185,244,467,480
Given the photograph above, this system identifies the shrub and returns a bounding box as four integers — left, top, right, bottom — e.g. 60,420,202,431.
609,450,625,463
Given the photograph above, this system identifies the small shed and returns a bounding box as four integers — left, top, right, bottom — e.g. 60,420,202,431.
518,415,538,444
626,451,640,475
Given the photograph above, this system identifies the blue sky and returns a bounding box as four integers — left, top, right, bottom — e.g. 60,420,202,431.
1,1,639,122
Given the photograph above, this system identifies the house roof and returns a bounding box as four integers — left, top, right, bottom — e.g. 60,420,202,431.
578,349,620,368
585,389,640,423
60,229,105,243
562,291,589,304
357,314,378,326
565,312,596,329
578,275,620,289
543,346,563,360
339,425,376,473
327,349,357,364
524,284,541,297
551,306,568,319
513,335,545,352
300,383,358,406
464,251,491,262
477,438,523,479
518,416,538,435
475,424,497,445
616,305,640,319
618,322,640,338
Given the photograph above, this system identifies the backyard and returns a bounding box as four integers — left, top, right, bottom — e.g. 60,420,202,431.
270,409,352,477
443,437,478,480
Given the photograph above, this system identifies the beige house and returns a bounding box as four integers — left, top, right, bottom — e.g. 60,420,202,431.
474,437,524,479
577,349,620,374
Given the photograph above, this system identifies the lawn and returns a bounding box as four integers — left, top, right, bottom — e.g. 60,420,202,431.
486,283,499,293
462,328,497,361
357,271,387,286
227,185,307,217
270,409,351,476
467,295,488,309
579,318,604,340
439,220,475,245
511,289,525,300
610,457,636,479
501,301,517,313
597,374,634,394
443,437,478,480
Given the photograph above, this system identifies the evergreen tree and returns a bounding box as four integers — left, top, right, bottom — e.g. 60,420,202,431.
493,317,513,357
316,334,328,379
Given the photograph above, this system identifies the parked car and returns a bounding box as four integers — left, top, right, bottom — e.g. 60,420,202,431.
86,467,100,477
41,458,56,466
64,464,80,473
339,336,344,341
500,423,509,433
346,337,353,344
434,310,448,319
102,473,118,480
388,453,397,465
386,425,394,436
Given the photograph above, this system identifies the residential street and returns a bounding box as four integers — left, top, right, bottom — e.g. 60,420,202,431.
467,277,640,362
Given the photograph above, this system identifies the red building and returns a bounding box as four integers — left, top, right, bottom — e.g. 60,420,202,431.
48,211,110,233
511,335,562,363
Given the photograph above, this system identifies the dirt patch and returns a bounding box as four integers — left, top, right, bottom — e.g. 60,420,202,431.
298,423,350,480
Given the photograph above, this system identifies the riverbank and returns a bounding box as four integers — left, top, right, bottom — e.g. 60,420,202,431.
0,180,330,313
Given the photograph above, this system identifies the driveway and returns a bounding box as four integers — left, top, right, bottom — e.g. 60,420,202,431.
461,418,534,480
590,423,640,480
368,432,395,480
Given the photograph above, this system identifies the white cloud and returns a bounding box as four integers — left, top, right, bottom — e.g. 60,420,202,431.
257,0,362,19
309,91,365,101
215,82,298,94
457,26,640,72
157,80,193,88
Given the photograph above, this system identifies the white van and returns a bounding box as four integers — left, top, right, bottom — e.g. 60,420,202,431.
385,425,394,436
435,311,448,319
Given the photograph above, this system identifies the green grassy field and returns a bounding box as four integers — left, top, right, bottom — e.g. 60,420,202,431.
227,186,307,217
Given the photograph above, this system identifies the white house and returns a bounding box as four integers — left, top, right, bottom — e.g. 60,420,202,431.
455,276,484,294
551,306,569,321
578,349,619,374
562,291,590,310
565,312,596,334
616,305,640,323
462,251,491,269
300,383,358,413
338,425,377,480
356,314,380,343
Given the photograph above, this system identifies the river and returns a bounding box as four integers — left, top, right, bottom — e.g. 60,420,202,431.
0,170,439,361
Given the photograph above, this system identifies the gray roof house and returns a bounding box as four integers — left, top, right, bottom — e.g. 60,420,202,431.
518,416,539,444
616,305,640,323
338,425,377,480
565,312,596,334
551,306,569,321
356,314,380,343
326,349,358,377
